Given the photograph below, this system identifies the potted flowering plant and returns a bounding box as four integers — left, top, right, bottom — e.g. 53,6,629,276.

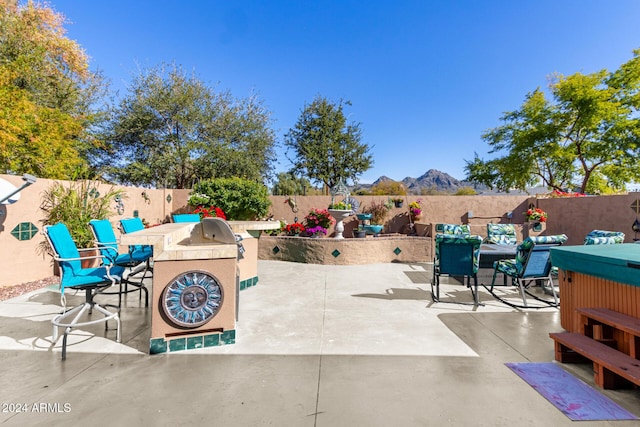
305,225,327,237
304,208,335,230
524,208,547,223
284,222,305,236
364,200,389,225
409,199,423,221
391,197,404,208
328,201,351,210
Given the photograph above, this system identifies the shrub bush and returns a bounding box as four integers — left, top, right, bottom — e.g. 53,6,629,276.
191,177,271,220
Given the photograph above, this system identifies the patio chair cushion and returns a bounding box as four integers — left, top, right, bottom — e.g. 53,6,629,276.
45,223,124,292
485,223,517,245
495,234,568,277
584,230,624,245
434,234,483,274
172,213,201,223
119,218,153,255
436,223,471,237
90,219,152,266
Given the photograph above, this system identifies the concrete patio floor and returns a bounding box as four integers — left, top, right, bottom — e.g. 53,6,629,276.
0,260,638,426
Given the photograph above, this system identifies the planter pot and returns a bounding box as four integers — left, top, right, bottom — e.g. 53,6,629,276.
328,209,352,239
356,213,372,221
524,220,546,238
394,201,403,208
364,224,383,235
353,230,367,238
80,249,98,268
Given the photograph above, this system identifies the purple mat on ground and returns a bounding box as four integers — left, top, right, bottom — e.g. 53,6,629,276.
505,362,638,421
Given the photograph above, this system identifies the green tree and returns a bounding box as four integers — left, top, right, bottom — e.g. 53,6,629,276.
455,186,477,195
284,96,373,190
271,172,314,196
370,180,406,195
96,63,277,188
0,0,105,178
466,49,640,194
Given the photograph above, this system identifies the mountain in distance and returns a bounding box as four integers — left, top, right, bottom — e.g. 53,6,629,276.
355,169,491,194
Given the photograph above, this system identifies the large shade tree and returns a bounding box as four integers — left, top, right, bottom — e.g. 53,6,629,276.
271,172,315,196
0,0,105,178
94,63,277,188
284,96,373,191
465,49,640,194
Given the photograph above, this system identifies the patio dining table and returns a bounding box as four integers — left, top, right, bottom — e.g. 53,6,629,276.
479,243,517,269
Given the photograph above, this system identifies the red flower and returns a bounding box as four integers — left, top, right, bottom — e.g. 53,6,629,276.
284,222,305,235
193,205,227,220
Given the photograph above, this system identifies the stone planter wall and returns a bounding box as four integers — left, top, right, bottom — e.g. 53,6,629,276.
258,235,432,265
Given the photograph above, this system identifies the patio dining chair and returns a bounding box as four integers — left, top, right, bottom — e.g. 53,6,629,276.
488,234,567,308
431,234,484,305
119,217,154,295
484,223,517,245
89,219,150,307
584,230,625,245
172,213,201,223
43,223,123,360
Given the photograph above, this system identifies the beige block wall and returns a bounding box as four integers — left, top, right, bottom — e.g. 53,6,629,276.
3,172,639,286
1,174,177,286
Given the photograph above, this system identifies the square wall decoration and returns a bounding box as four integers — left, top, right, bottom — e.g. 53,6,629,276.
11,222,39,241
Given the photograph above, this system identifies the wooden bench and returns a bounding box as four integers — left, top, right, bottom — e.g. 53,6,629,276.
577,307,640,358
549,332,640,389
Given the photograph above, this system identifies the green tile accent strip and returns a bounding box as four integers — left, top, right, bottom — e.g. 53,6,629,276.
149,330,236,354
169,338,186,352
220,330,236,345
10,222,38,241
203,333,220,347
272,245,280,254
332,249,341,258
240,276,259,291
394,247,402,255
149,338,167,354
187,335,203,350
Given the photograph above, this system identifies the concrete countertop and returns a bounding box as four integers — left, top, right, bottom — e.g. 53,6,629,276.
120,222,237,261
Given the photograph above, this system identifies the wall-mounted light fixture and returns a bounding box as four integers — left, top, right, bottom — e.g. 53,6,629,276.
633,218,640,241
166,194,172,203
0,173,37,205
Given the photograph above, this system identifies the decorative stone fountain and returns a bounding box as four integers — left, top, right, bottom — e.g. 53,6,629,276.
328,180,353,239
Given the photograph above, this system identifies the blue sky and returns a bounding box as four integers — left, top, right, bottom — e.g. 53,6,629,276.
51,0,640,183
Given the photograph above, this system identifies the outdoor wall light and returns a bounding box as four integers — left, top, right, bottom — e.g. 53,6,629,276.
166,194,172,203
632,218,640,241
0,173,37,206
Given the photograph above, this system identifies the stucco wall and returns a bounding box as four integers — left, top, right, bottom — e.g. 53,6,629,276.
1,175,178,286
3,172,639,286
539,194,640,245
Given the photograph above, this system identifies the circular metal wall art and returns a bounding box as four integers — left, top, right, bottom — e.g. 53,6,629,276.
161,271,224,328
